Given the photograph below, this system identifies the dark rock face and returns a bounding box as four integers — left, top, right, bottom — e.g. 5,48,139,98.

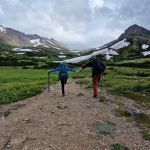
118,24,150,40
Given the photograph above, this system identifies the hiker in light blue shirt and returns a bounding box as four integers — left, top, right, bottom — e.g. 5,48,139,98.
48,61,77,97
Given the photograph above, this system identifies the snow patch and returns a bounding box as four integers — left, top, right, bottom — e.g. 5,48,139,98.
0,26,6,33
46,39,56,46
51,46,62,50
30,39,42,47
58,55,66,58
53,48,118,63
44,45,49,48
34,57,46,59
110,39,130,50
71,51,80,53
59,52,64,54
12,48,39,52
142,51,150,56
16,53,25,55
106,54,113,60
4,52,9,54
142,44,149,50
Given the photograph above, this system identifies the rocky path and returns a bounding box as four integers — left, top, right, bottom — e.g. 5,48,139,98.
0,78,150,150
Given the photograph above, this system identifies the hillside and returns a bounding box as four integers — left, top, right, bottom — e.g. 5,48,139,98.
0,25,80,68
0,25,76,51
0,24,150,67
59,24,150,63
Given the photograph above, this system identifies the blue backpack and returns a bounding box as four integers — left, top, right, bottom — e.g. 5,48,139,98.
59,62,68,79
92,57,105,74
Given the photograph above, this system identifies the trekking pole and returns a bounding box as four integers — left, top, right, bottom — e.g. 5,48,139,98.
48,72,50,93
100,74,103,91
103,74,108,96
99,74,103,97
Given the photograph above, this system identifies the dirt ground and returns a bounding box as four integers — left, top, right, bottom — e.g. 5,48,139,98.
0,78,150,150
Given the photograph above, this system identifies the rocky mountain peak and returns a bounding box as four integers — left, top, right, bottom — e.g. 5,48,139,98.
118,24,150,40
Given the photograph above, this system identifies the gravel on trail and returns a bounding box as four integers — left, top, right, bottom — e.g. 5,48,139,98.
0,78,150,150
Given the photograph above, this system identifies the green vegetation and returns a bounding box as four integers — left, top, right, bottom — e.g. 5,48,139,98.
106,66,150,105
114,108,131,117
127,113,150,140
131,113,150,128
90,120,116,137
0,67,59,105
143,129,150,140
99,96,106,102
4,110,11,117
111,143,130,150
75,79,91,85
0,82,43,104
0,44,150,107
111,99,124,106
75,66,150,106
113,38,150,62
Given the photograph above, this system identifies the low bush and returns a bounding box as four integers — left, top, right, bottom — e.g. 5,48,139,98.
90,120,116,137
0,82,43,105
111,143,130,150
132,113,150,128
127,113,150,140
111,100,124,106
4,110,11,117
114,108,131,117
143,129,150,140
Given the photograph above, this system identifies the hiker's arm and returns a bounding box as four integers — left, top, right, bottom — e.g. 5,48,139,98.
82,61,92,69
77,61,92,72
49,67,60,73
67,67,76,72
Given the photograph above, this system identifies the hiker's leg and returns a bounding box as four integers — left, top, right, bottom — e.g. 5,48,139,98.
64,78,67,84
61,79,65,96
93,74,99,95
98,73,102,83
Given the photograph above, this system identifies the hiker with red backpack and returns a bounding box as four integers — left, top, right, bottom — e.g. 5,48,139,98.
48,61,77,97
77,55,105,98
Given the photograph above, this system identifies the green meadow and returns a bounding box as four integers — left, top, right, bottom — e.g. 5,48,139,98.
0,64,150,106
0,66,57,104
0,66,84,104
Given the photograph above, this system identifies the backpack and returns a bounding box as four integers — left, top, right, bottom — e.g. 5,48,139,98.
58,62,68,79
92,57,105,74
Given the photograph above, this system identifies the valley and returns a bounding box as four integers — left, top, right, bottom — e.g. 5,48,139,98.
0,24,150,149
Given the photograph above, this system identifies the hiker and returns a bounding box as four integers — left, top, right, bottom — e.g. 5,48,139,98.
48,61,77,97
77,56,105,98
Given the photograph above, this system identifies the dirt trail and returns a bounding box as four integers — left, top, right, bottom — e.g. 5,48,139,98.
0,78,150,150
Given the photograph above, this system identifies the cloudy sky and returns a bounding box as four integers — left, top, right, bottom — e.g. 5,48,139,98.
0,0,150,50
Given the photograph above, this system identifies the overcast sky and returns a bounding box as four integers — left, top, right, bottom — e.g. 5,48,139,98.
0,0,150,50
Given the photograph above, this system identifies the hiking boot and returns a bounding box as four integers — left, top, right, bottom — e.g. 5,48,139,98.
62,93,65,97
93,94,97,98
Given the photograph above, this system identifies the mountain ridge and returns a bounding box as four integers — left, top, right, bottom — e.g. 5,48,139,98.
1,24,150,51
0,24,150,63
0,25,75,51
118,24,150,41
